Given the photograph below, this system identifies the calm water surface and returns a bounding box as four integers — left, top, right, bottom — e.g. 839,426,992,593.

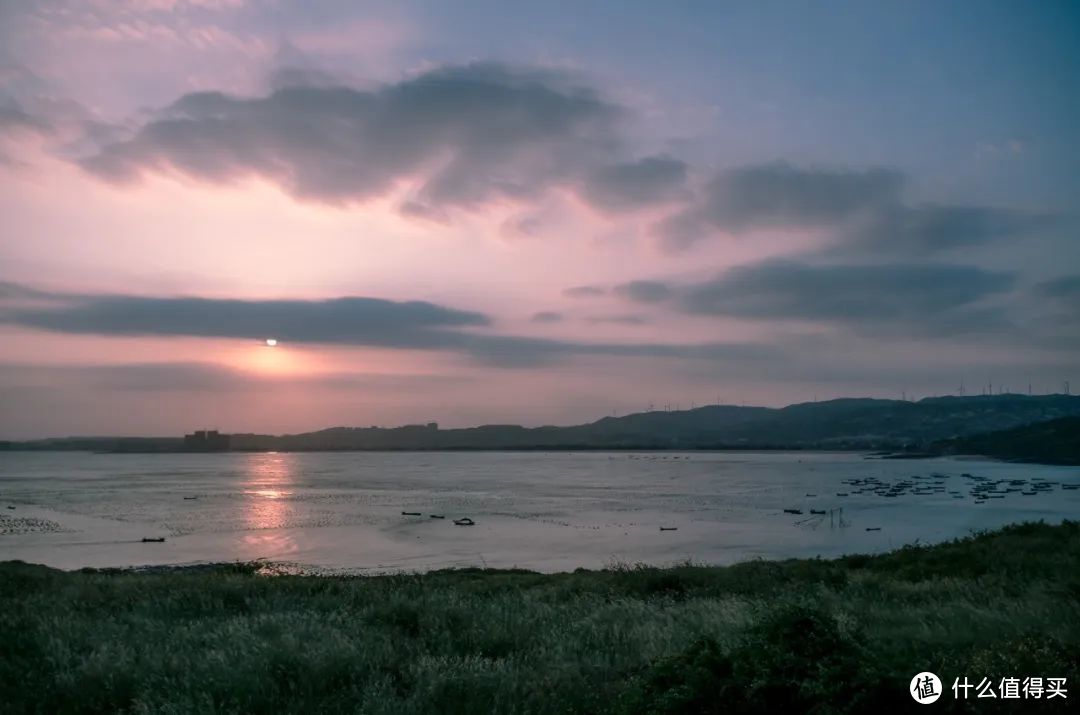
1,451,1078,572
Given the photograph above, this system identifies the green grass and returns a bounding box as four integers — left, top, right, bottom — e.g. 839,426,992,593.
3,522,1079,713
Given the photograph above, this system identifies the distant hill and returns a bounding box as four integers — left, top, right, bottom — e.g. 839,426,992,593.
930,415,1080,465
8,393,1080,455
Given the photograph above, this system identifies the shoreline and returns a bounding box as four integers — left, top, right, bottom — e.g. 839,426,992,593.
4,520,1078,713
6,445,1076,466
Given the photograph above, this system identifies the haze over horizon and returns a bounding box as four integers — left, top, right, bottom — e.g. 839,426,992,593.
2,1,1078,439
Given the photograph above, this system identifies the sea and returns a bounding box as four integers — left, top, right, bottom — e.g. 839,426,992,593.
1,450,1077,573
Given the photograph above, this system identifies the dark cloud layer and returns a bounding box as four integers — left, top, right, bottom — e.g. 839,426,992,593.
79,62,622,209
1032,274,1080,340
0,104,49,133
613,280,673,304
70,61,1052,263
585,314,649,325
1,288,488,347
678,260,1016,335
0,283,771,367
843,203,1052,255
656,161,1049,254
658,162,902,248
581,155,687,211
1037,275,1080,306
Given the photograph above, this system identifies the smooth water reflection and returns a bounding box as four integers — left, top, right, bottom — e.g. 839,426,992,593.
2,450,1079,572
240,452,298,556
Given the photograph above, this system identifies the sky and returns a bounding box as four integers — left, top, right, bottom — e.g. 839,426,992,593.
1,0,1078,438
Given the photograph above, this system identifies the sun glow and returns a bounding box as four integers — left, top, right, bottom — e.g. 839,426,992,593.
227,342,311,377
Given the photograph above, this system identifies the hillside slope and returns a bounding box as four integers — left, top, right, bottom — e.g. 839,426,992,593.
932,415,1080,465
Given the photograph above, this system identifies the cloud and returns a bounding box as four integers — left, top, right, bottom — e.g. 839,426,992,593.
841,203,1053,255
0,100,54,167
657,162,902,248
0,283,774,367
1029,274,1080,343
0,361,472,393
653,161,1050,255
0,281,53,300
73,361,243,391
1,287,489,346
563,285,607,298
581,155,688,211
530,311,563,323
676,260,1016,336
612,280,672,304
79,61,623,208
1036,275,1080,307
0,104,49,133
500,212,545,239
585,314,649,325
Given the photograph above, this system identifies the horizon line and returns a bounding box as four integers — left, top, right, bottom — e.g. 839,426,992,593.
6,391,1077,443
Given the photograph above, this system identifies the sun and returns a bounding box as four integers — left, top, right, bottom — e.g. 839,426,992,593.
226,339,305,376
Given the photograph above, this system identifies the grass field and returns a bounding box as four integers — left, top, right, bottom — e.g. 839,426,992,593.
2,521,1078,713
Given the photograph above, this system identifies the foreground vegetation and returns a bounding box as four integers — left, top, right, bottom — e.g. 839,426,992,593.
3,522,1079,714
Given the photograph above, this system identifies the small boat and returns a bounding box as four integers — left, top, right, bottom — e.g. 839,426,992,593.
141,537,165,543
453,517,475,526
865,527,881,532
659,526,678,531
836,492,849,497
183,496,198,500
782,508,803,515
401,511,422,516
430,514,446,519
810,509,826,515
805,493,817,497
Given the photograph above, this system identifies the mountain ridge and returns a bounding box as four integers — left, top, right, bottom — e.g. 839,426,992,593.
5,393,1079,453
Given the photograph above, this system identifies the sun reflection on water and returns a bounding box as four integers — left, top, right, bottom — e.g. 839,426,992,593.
240,453,299,556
